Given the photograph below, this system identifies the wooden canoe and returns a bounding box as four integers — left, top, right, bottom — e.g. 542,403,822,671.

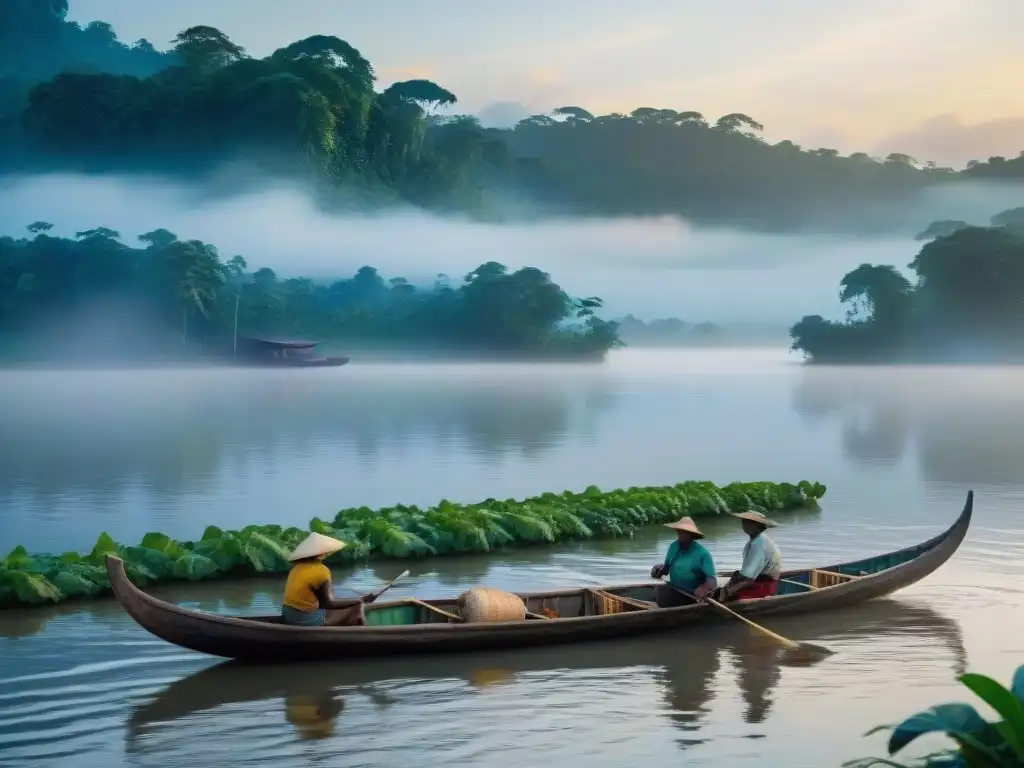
106,490,973,662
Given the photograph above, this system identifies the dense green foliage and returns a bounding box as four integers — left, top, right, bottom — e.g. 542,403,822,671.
500,112,962,231
0,1,169,82
0,223,620,360
0,479,826,608
2,2,1023,231
0,1,169,148
847,664,1024,767
0,5,535,212
790,208,1024,362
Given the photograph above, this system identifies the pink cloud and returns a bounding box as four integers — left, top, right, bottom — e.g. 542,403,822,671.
875,114,1024,167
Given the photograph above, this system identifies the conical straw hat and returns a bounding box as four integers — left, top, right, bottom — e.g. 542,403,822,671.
663,516,704,538
288,532,345,562
729,510,778,528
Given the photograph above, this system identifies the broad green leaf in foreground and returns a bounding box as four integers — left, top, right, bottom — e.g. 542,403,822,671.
957,673,1024,760
0,570,63,604
120,546,176,581
172,551,221,581
88,532,119,564
193,536,243,572
853,665,1024,767
887,704,992,754
140,532,183,559
238,531,291,572
3,545,31,569
48,570,105,598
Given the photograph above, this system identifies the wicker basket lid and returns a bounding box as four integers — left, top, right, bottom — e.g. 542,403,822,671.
457,587,527,623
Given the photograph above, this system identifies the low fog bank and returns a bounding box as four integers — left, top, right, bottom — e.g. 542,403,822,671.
3,172,1022,326
4,295,182,365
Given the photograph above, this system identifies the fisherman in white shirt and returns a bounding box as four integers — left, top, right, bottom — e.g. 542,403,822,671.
715,510,782,602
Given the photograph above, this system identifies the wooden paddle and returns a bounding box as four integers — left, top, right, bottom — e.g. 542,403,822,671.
369,569,410,601
663,580,832,657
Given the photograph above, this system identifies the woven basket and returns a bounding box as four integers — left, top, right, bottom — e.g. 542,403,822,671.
589,588,652,616
456,587,527,623
809,569,856,589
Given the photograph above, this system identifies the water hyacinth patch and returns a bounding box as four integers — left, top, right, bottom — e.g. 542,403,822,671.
0,479,826,609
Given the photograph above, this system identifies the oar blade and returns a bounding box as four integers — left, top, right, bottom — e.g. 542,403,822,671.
799,642,834,657
781,642,834,666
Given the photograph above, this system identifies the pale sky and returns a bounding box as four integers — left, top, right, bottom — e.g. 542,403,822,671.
71,0,1024,166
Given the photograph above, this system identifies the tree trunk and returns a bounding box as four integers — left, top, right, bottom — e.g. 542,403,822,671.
233,289,241,356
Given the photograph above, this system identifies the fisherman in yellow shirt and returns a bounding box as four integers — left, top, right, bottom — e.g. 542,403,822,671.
281,533,377,627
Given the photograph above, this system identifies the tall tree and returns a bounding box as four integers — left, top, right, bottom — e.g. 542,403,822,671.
713,113,764,134
172,26,245,71
838,263,913,329
0,221,621,361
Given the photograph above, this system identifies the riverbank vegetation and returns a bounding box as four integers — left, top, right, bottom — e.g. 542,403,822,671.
616,316,724,347
0,223,620,361
790,207,1024,363
3,3,1023,232
847,663,1024,767
0,479,826,608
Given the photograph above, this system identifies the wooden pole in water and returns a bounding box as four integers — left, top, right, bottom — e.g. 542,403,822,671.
232,287,241,357
703,597,801,650
664,580,830,656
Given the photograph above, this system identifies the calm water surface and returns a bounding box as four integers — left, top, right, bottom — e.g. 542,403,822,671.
1,349,1023,767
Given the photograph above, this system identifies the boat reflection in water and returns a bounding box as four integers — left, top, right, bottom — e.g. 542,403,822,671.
284,691,346,741
127,598,966,755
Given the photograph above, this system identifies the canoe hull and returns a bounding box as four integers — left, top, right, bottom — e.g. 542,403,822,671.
106,491,973,662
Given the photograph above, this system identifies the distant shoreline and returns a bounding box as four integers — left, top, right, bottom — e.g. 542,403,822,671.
0,342,799,370
799,355,1024,366
615,339,787,349
0,350,609,370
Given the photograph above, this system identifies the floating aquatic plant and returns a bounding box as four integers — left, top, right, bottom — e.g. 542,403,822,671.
0,480,825,608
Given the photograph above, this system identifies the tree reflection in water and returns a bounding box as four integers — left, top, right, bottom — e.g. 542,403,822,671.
0,368,614,502
792,365,1024,485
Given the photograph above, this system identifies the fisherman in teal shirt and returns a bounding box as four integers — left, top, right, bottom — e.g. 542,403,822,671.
650,516,718,608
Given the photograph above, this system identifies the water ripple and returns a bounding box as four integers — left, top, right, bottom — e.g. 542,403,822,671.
3,354,1024,766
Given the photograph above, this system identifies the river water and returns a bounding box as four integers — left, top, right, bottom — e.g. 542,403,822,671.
1,348,1022,767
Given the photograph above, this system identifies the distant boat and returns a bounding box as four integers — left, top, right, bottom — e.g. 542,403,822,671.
231,336,350,368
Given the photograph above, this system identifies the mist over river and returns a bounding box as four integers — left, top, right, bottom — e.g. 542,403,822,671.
1,348,1022,767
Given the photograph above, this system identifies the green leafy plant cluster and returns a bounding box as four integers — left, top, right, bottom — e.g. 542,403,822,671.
791,209,1024,364
7,2,1024,238
0,224,621,364
847,665,1024,767
0,479,825,608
